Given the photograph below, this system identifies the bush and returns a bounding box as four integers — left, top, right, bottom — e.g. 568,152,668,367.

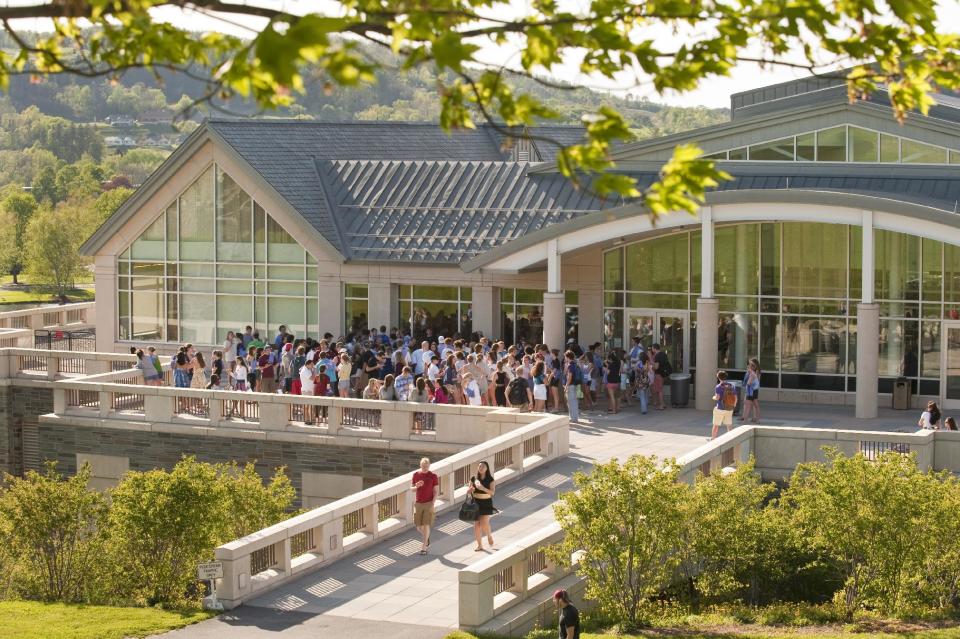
0,463,105,602
551,455,688,630
779,449,945,619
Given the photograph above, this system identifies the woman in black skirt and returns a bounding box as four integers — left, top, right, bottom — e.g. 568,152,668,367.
468,460,496,551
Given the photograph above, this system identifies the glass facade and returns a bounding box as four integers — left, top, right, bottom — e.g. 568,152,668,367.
344,284,369,335
498,289,579,345
703,125,959,164
398,285,472,341
604,222,960,394
117,164,320,344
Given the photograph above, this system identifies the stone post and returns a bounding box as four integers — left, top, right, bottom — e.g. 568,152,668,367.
856,303,880,418
695,298,720,410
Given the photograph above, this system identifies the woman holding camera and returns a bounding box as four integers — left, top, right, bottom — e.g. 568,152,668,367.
468,460,496,551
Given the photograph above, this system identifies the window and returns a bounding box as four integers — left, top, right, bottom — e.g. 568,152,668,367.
345,284,369,335
500,288,545,345
117,163,320,343
704,126,955,165
398,286,472,341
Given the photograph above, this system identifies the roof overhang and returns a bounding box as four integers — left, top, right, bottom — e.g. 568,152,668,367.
462,189,960,273
80,123,346,263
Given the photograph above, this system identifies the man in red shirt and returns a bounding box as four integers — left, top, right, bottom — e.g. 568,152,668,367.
258,345,277,393
411,457,439,555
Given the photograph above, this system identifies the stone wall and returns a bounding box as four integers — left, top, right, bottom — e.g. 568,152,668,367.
36,421,430,506
0,384,53,476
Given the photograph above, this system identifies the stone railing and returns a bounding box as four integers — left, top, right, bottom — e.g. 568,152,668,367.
0,328,33,348
49,377,543,446
0,301,94,330
212,413,569,609
1,348,138,381
458,425,960,636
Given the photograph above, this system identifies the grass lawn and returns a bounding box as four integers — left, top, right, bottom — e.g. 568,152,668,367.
447,625,960,639
0,601,214,639
0,287,94,306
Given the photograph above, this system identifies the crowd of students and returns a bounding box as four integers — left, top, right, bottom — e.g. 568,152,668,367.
132,324,684,424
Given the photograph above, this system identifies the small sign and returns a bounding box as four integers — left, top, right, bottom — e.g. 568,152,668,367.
197,561,223,581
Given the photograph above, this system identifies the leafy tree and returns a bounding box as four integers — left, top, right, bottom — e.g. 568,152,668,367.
0,463,105,602
779,449,939,619
85,187,133,241
216,461,297,540
0,192,37,283
23,203,85,298
911,474,960,611
30,164,57,205
55,84,94,120
681,460,780,607
0,2,951,214
551,455,688,630
102,457,295,606
102,147,169,185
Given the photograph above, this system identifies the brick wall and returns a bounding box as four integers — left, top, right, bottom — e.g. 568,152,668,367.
0,385,53,476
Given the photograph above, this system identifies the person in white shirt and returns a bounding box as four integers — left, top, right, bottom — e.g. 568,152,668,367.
918,400,941,430
300,359,317,424
463,372,482,406
411,341,429,377
427,354,441,388
223,331,239,371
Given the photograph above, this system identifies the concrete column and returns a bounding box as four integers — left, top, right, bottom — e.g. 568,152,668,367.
861,210,875,304
94,255,117,352
542,293,565,349
696,298,720,410
700,207,714,299
471,286,499,340
856,303,880,418
543,239,565,348
367,282,396,333
577,289,603,347
317,280,343,338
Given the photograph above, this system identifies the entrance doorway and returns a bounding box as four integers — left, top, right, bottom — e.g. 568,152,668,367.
942,321,960,409
624,309,689,373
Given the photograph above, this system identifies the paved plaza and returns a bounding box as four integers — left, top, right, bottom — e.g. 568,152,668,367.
157,401,920,638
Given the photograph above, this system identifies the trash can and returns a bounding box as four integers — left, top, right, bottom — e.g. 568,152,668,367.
728,379,744,416
892,377,911,410
669,373,691,407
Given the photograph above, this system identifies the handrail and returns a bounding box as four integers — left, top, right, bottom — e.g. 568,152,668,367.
210,413,569,610
0,301,94,330
457,425,960,634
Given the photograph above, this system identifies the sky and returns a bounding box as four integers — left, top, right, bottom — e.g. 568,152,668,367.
10,0,960,109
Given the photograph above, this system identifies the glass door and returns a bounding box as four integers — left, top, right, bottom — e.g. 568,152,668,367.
624,309,689,373
942,322,960,409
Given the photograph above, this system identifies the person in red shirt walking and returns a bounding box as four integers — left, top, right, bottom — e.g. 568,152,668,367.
411,457,439,555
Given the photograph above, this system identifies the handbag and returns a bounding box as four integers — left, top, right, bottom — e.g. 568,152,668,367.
458,495,480,522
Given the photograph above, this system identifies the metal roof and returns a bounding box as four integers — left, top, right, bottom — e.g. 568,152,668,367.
317,159,615,262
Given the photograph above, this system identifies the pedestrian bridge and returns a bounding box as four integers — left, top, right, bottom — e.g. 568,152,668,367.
208,404,960,636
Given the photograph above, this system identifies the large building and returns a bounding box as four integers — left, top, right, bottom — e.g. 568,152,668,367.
83,74,960,416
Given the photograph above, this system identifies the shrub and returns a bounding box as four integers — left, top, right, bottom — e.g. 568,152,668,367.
0,463,105,602
779,449,942,619
551,455,688,631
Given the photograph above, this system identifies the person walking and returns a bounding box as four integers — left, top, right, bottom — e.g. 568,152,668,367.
711,370,736,440
742,358,762,423
411,457,438,555
468,461,496,551
564,350,580,424
553,589,581,639
919,400,942,430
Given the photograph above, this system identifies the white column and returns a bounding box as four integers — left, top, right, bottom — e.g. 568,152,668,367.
577,288,603,347
471,286,499,339
367,282,396,333
94,255,117,352
543,240,565,348
317,280,344,338
695,207,719,410
701,206,714,299
857,210,879,418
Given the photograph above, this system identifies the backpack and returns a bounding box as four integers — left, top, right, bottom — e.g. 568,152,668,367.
568,362,583,385
508,378,528,405
658,355,673,378
721,382,737,410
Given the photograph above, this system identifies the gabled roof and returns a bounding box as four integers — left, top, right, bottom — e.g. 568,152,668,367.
317,159,614,263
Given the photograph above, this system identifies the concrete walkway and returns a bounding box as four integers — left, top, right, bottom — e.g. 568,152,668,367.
158,401,918,638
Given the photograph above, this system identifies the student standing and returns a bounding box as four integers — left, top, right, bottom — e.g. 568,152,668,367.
411,458,438,555
564,350,580,424
468,461,496,551
711,370,736,440
742,358,762,423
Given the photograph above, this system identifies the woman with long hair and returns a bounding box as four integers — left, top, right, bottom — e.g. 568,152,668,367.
531,361,547,412
742,358,762,423
919,400,942,430
190,352,208,389
468,460,496,551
